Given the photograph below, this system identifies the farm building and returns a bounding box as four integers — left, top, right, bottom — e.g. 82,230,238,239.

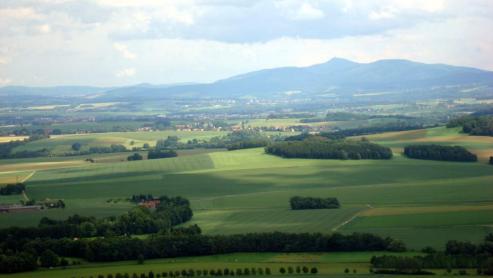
139,199,161,209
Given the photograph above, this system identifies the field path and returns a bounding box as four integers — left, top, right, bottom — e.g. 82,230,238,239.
332,204,373,232
21,170,36,183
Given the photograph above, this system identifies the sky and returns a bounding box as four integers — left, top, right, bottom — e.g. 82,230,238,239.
0,0,492,87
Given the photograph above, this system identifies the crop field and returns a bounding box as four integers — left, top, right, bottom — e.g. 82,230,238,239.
0,135,28,143
12,130,227,155
0,251,448,278
0,126,492,250
361,126,493,162
11,130,294,155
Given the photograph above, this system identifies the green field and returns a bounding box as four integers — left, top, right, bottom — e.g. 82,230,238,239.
1,126,492,250
13,130,228,155
4,251,473,278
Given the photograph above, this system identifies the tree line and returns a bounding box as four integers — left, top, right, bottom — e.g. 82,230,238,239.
370,234,493,275
265,137,392,160
1,231,405,270
64,265,320,278
0,227,406,273
447,115,493,136
0,139,48,159
290,196,340,210
403,145,477,162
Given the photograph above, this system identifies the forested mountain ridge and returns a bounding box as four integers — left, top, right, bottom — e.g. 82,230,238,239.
2,58,492,102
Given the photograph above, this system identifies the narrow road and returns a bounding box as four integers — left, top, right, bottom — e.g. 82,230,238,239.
21,170,36,182
20,171,36,201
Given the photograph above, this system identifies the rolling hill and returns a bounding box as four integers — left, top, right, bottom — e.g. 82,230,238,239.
2,58,492,101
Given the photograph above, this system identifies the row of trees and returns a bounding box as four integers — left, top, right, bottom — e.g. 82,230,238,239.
447,115,493,136
370,234,493,275
403,145,477,162
0,183,25,195
0,231,406,273
290,196,340,210
153,131,275,152
68,265,319,278
148,149,178,159
265,137,392,160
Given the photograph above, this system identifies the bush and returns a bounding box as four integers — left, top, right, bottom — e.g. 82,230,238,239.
39,249,60,267
137,254,144,264
290,196,340,210
147,149,177,160
404,145,477,162
127,153,143,161
0,183,26,195
279,267,286,274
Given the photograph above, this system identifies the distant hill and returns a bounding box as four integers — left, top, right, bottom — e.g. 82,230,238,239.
101,58,493,100
1,58,492,101
0,85,110,96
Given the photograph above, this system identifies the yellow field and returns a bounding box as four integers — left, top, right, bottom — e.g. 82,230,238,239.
0,161,86,173
0,136,28,143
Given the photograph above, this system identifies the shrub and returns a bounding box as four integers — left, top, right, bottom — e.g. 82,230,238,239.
127,153,143,161
403,145,477,162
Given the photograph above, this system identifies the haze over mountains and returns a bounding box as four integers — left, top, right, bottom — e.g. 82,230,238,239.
2,58,493,102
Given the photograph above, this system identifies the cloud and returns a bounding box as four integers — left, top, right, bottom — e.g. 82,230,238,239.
291,3,325,21
37,24,51,33
113,43,136,59
0,78,12,86
0,0,491,86
0,7,42,20
115,68,136,78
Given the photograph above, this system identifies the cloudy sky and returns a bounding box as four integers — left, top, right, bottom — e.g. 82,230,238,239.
0,0,492,87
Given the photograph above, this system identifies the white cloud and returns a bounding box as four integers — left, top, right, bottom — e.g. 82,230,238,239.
37,24,52,33
369,0,446,20
0,7,42,20
0,0,491,86
115,68,136,78
294,3,325,20
369,7,396,20
276,1,325,21
0,78,12,86
113,43,136,59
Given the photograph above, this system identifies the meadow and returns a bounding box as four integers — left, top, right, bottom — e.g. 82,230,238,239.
0,126,492,250
0,251,443,278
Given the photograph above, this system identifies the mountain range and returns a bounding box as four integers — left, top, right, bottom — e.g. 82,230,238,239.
2,58,492,101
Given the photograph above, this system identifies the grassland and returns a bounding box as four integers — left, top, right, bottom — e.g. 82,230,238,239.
360,126,493,162
0,126,492,250
13,130,227,155
1,251,460,278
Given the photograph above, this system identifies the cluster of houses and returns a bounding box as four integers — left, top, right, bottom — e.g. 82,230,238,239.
138,198,161,209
